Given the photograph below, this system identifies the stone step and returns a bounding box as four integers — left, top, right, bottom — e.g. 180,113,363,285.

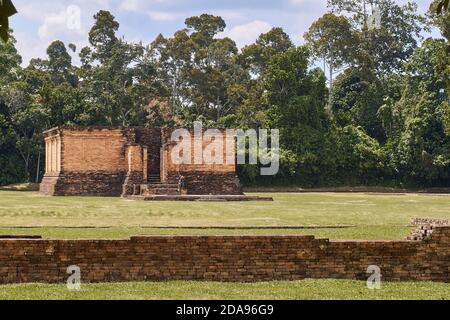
144,189,180,196
148,184,178,188
141,184,180,196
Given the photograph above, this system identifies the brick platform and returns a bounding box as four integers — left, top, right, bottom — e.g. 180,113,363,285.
0,227,449,284
125,195,274,201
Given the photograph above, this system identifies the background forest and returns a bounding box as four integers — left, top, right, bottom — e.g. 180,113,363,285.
0,0,449,188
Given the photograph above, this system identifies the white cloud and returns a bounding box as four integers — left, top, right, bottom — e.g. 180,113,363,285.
208,10,246,22
38,7,84,40
120,0,170,12
12,0,111,65
120,0,145,11
289,0,306,4
147,11,179,21
120,0,179,21
220,20,272,48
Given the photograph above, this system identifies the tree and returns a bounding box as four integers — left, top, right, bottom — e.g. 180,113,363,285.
80,11,160,126
428,1,450,136
0,31,25,185
1,66,50,182
322,0,426,144
236,28,294,129
379,39,450,186
88,10,119,63
331,67,392,142
151,14,248,123
46,41,77,86
324,125,387,186
264,47,330,184
150,31,195,116
240,27,293,77
328,0,425,74
185,14,226,47
0,0,17,43
433,0,450,14
0,30,21,79
304,14,355,108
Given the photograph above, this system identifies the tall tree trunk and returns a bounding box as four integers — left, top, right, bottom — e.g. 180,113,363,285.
328,65,334,112
35,151,41,184
24,156,30,182
18,150,31,182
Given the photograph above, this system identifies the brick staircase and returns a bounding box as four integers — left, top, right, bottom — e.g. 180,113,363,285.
141,174,180,196
148,174,161,184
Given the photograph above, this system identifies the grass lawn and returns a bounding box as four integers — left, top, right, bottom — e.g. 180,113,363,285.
0,191,448,240
0,190,449,300
0,280,449,300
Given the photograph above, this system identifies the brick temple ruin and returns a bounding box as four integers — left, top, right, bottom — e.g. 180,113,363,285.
40,127,244,197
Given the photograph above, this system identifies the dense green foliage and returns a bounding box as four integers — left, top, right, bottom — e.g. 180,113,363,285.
0,0,17,43
0,1,449,188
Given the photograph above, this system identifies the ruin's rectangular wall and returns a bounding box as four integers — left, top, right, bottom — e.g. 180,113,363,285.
40,128,130,196
0,227,449,284
163,129,241,195
61,129,127,172
40,127,243,196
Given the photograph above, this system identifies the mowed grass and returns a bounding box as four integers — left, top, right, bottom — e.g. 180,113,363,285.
0,280,449,300
0,226,414,240
0,191,449,240
0,191,449,300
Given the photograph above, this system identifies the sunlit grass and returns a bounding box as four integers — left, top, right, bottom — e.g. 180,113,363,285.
0,226,413,240
0,191,448,229
1,280,449,300
0,191,448,240
0,191,449,300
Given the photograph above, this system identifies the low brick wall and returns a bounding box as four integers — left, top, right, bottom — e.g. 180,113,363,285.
407,219,449,241
168,172,243,195
0,227,449,284
41,172,127,196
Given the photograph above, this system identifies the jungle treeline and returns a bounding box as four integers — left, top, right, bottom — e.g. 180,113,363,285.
0,0,449,188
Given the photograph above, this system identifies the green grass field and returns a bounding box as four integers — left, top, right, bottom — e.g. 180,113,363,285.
0,191,449,240
1,280,449,300
0,191,449,300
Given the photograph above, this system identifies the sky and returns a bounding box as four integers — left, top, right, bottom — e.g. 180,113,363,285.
9,0,435,65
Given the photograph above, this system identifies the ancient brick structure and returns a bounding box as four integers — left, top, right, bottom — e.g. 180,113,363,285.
0,227,449,284
40,127,243,197
406,218,450,241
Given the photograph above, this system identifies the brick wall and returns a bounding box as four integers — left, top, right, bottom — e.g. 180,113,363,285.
40,128,129,196
168,172,242,195
163,128,242,195
0,227,449,284
40,127,243,196
62,129,127,172
407,219,449,241
45,172,127,197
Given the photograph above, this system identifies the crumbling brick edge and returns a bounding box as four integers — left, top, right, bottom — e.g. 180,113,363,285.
0,226,449,284
407,218,449,241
